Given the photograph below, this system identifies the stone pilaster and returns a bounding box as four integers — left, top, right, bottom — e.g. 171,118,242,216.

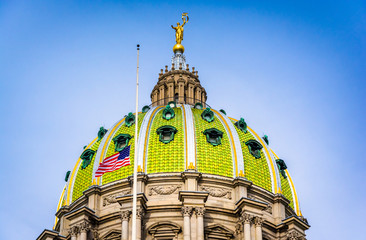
195,207,205,240
79,221,90,240
254,217,263,240
241,213,253,240
121,210,131,240
136,208,145,240
181,206,193,240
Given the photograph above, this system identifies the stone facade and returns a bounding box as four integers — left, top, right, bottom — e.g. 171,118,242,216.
38,171,309,240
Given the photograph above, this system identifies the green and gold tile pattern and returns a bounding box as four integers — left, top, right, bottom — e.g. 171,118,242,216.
72,140,101,202
193,108,233,177
102,112,146,184
280,173,294,209
147,108,184,173
232,120,272,192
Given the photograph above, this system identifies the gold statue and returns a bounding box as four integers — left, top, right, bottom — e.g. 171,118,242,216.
171,13,189,52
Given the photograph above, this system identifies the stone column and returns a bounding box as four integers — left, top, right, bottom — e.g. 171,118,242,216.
195,207,205,240
178,79,185,104
242,213,252,240
121,210,131,240
79,221,89,240
182,206,193,240
68,226,79,240
254,217,263,240
159,85,165,105
136,208,145,240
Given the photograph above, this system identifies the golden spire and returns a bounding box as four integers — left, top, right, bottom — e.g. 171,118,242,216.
171,13,189,53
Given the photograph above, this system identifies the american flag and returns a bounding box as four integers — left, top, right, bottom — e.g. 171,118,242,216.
95,145,131,177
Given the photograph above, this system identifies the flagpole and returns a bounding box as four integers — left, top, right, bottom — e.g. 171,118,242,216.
131,44,140,240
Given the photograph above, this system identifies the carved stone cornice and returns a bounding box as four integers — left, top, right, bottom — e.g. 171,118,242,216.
199,185,232,199
195,207,206,216
181,206,193,217
149,184,182,196
121,210,131,221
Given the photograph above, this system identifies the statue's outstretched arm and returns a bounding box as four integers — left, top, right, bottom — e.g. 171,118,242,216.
171,25,176,29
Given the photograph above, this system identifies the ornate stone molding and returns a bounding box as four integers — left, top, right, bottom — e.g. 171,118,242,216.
148,184,182,196
103,190,131,206
287,230,305,240
181,206,193,217
199,185,232,199
195,207,206,216
265,204,273,214
241,213,253,224
121,210,131,221
254,217,263,227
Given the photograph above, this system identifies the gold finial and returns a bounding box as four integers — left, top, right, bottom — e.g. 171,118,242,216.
239,170,245,177
92,179,96,185
171,12,189,53
188,162,195,169
137,165,143,172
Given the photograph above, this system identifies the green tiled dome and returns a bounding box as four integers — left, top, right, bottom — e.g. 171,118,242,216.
61,105,300,215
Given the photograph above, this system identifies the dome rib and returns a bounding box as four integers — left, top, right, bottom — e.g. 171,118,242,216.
213,109,244,177
182,104,196,170
143,106,165,172
136,106,160,172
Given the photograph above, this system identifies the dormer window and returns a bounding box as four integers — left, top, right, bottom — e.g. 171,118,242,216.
125,112,135,127
195,102,203,109
162,105,175,120
201,108,214,123
142,105,151,113
235,118,248,133
167,101,177,108
113,134,132,152
97,127,108,141
245,140,263,159
276,159,288,178
203,128,223,146
80,149,96,169
156,125,177,144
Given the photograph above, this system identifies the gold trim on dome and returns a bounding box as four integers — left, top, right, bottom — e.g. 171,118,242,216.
67,138,97,204
212,109,238,177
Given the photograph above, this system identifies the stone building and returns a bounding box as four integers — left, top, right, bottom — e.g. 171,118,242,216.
37,34,309,240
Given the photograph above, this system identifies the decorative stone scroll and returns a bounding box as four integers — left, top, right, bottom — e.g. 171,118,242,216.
265,204,273,214
200,185,232,199
103,190,131,206
254,217,264,227
241,213,253,224
287,230,305,240
121,210,131,221
148,184,182,196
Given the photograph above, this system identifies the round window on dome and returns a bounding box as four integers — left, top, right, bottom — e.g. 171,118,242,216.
162,105,175,120
80,149,96,169
201,108,214,123
125,112,135,127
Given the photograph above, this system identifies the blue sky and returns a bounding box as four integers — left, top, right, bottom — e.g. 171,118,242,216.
0,1,365,239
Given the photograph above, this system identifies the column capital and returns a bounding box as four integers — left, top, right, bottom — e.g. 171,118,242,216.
136,208,145,219
121,210,131,221
195,207,206,216
181,206,193,217
79,221,90,233
254,216,264,227
241,213,253,224
68,226,79,237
